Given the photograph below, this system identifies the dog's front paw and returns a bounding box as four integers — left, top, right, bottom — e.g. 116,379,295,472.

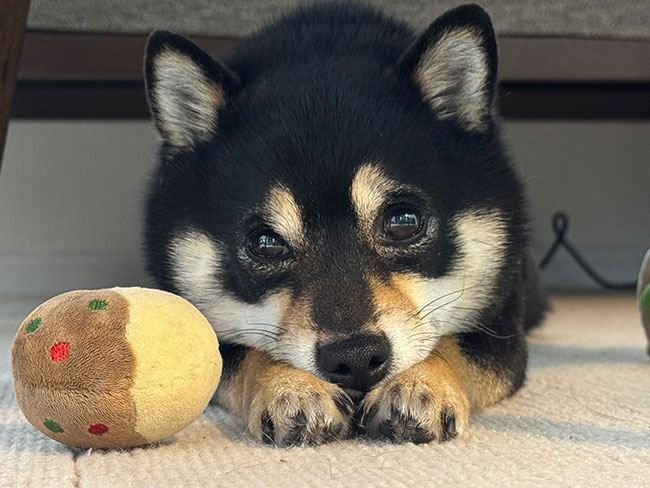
248,365,354,446
360,357,470,443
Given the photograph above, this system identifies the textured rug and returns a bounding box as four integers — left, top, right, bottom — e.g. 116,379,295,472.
1,295,648,488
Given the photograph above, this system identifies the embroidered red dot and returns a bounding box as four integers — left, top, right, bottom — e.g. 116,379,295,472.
50,342,70,362
88,423,109,435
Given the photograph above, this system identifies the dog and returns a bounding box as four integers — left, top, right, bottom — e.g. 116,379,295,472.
143,1,547,446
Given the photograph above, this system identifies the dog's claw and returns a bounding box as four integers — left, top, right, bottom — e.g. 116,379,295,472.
261,412,275,444
250,369,353,446
334,391,355,417
442,413,458,441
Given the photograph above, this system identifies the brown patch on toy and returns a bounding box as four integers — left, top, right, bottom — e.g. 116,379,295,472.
12,289,147,448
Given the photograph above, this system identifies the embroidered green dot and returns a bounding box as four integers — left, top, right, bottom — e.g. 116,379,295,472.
43,419,64,433
88,299,109,311
26,318,41,334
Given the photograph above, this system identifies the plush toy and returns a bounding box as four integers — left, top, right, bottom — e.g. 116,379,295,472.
639,248,650,357
11,287,222,448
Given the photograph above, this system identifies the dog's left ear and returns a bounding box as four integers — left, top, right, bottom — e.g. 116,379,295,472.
145,31,240,149
397,4,497,132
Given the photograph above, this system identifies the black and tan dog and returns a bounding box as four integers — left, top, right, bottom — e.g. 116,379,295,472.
143,2,546,446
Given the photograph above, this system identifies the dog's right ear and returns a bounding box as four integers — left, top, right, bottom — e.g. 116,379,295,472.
145,31,239,149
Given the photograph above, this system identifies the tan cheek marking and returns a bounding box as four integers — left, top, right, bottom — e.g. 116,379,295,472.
434,335,510,410
263,185,305,248
369,276,418,315
350,164,398,236
373,273,430,330
279,295,312,333
389,274,424,309
368,276,437,372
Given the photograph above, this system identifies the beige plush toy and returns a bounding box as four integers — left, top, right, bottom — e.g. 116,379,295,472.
12,287,222,448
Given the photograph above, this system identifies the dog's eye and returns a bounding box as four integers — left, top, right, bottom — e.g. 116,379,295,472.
248,231,291,259
383,207,423,240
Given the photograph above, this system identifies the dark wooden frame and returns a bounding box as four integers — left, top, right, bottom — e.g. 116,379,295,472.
9,31,650,120
0,0,31,171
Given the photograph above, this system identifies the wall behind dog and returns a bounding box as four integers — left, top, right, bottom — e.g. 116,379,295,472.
1,120,648,297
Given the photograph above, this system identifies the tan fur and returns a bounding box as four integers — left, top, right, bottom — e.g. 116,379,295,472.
362,340,471,440
263,185,305,248
350,164,438,259
217,349,351,445
434,335,510,410
370,275,418,311
390,273,424,304
368,276,437,373
350,164,398,237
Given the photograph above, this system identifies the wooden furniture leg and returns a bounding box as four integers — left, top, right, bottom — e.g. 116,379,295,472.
0,0,31,173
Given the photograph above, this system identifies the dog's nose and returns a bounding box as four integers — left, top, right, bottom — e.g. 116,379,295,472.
316,334,391,391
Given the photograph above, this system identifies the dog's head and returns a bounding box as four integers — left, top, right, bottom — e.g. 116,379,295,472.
144,4,526,395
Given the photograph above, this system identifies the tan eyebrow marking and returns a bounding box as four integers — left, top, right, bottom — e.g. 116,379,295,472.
263,184,305,247
350,164,399,234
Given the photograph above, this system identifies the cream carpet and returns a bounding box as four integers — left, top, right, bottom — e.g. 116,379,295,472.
1,295,648,488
